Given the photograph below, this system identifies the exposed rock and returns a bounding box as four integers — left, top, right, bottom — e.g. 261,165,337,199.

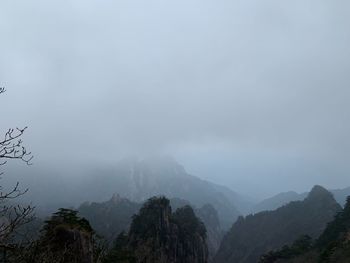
104,196,208,263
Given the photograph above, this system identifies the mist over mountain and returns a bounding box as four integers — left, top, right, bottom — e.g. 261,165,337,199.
5,157,249,229
2,0,350,198
1,0,350,262
78,194,141,242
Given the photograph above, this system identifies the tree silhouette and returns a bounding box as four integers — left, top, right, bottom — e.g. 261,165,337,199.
0,87,34,251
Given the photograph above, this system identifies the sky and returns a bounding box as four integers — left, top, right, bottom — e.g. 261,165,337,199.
0,0,350,198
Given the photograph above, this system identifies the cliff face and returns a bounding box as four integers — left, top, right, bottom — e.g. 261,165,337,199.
197,204,224,262
51,227,94,263
170,198,224,260
105,197,208,263
214,186,341,263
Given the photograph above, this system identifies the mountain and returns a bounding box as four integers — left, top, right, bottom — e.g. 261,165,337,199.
251,187,350,214
260,196,350,263
104,196,208,263
251,191,307,214
197,204,224,262
78,195,223,261
79,157,241,229
170,198,225,261
214,186,341,263
7,157,243,230
14,209,97,263
78,194,141,241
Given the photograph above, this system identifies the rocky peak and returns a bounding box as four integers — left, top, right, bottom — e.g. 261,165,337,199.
305,185,336,204
106,196,208,263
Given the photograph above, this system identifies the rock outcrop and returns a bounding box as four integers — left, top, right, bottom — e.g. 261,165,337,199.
104,196,208,263
28,209,95,263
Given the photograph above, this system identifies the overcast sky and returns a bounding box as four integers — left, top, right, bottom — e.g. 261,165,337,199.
1,0,350,197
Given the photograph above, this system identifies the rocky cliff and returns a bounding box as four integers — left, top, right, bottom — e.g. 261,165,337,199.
104,196,208,263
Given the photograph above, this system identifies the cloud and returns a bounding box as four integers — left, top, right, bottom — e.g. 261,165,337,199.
1,0,349,195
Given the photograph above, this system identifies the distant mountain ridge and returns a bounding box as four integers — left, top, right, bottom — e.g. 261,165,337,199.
251,187,350,214
7,157,247,230
260,196,350,263
214,186,341,263
78,157,244,229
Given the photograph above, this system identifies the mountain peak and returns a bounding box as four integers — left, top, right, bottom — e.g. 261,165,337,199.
307,185,333,201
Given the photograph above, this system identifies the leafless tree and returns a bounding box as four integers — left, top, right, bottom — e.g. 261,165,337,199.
0,88,35,251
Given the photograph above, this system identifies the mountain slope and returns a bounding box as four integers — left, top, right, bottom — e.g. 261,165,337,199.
251,191,306,214
260,196,350,263
79,157,241,229
78,194,141,241
214,186,341,263
251,187,350,214
79,195,223,261
331,187,350,207
8,157,243,230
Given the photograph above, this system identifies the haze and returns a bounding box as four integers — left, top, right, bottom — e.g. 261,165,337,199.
1,0,350,198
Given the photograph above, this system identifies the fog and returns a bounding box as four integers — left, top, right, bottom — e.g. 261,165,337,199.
1,0,350,198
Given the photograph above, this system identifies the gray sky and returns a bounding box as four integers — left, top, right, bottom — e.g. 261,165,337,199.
1,0,350,198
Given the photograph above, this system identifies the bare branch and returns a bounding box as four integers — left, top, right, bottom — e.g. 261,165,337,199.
0,127,33,166
0,87,35,253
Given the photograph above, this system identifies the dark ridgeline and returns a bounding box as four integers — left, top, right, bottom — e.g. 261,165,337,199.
251,187,350,214
214,186,341,263
260,196,350,263
104,196,208,263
